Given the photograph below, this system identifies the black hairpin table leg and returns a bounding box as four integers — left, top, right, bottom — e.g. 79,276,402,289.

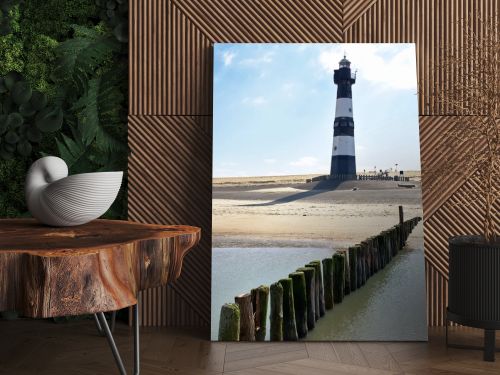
94,303,140,375
94,311,117,336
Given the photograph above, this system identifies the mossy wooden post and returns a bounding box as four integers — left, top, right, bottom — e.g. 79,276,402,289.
376,234,386,269
365,241,372,278
322,258,334,309
251,285,269,341
405,220,410,242
333,254,345,303
392,227,398,255
218,303,240,341
234,293,255,341
370,237,379,273
279,278,298,341
395,225,401,251
348,246,358,292
307,260,325,317
360,242,369,283
362,242,368,283
297,267,316,329
338,250,350,295
367,240,374,277
355,244,363,288
289,272,308,338
383,231,392,262
270,282,283,341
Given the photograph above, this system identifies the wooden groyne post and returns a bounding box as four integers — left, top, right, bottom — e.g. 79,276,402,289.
279,278,298,341
289,272,308,338
218,303,240,341
297,267,316,329
251,285,269,341
337,250,351,296
235,293,255,341
333,253,345,303
270,282,283,341
322,258,334,310
307,260,325,317
348,246,358,292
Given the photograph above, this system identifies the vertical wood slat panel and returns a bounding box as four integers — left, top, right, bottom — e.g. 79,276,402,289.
129,0,499,327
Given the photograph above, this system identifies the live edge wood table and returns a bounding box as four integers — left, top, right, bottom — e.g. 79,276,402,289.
0,219,201,375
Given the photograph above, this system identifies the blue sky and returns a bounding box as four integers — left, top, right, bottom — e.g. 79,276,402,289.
213,43,420,177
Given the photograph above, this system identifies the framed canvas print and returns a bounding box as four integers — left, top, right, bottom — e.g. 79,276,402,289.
212,43,427,341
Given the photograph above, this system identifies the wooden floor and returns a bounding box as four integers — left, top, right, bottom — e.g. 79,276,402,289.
1,320,499,374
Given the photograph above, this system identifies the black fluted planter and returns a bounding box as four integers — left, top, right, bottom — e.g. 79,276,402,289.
447,235,500,361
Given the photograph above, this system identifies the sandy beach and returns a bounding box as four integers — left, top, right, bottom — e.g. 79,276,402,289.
213,175,423,248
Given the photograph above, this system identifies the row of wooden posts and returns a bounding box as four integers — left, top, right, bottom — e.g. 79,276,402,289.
218,215,422,341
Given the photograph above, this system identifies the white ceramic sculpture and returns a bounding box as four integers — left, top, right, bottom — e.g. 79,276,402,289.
25,156,123,226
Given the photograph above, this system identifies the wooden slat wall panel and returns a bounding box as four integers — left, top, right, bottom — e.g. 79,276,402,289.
128,114,212,326
129,0,499,327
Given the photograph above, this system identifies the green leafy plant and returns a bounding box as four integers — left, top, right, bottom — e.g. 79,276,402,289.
0,71,62,159
0,0,23,36
96,0,128,42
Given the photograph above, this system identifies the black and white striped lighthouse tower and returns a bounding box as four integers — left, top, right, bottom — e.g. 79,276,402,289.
330,55,356,179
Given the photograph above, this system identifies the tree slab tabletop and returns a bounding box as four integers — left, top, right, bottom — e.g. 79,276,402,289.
0,219,201,318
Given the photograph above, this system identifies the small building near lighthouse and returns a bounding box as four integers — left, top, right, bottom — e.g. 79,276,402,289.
330,55,356,179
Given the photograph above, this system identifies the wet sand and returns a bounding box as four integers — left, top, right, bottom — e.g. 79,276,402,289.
213,178,423,248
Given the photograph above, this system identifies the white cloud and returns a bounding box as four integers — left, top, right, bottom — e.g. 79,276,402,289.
264,158,277,164
289,156,319,167
240,52,274,66
242,96,267,106
318,44,417,91
222,51,236,66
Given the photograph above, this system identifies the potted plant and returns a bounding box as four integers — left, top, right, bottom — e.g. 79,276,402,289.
424,15,499,360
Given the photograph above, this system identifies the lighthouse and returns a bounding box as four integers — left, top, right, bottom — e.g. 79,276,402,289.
330,55,356,179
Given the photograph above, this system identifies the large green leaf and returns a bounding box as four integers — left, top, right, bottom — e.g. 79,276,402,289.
72,71,126,152
11,81,32,105
6,112,23,128
55,130,94,174
30,91,48,111
3,72,22,90
53,25,120,94
16,140,32,156
35,106,63,132
0,115,7,134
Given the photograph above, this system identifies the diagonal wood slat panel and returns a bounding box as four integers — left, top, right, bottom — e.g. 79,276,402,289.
129,114,212,325
343,0,379,31
423,175,500,325
174,0,343,44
